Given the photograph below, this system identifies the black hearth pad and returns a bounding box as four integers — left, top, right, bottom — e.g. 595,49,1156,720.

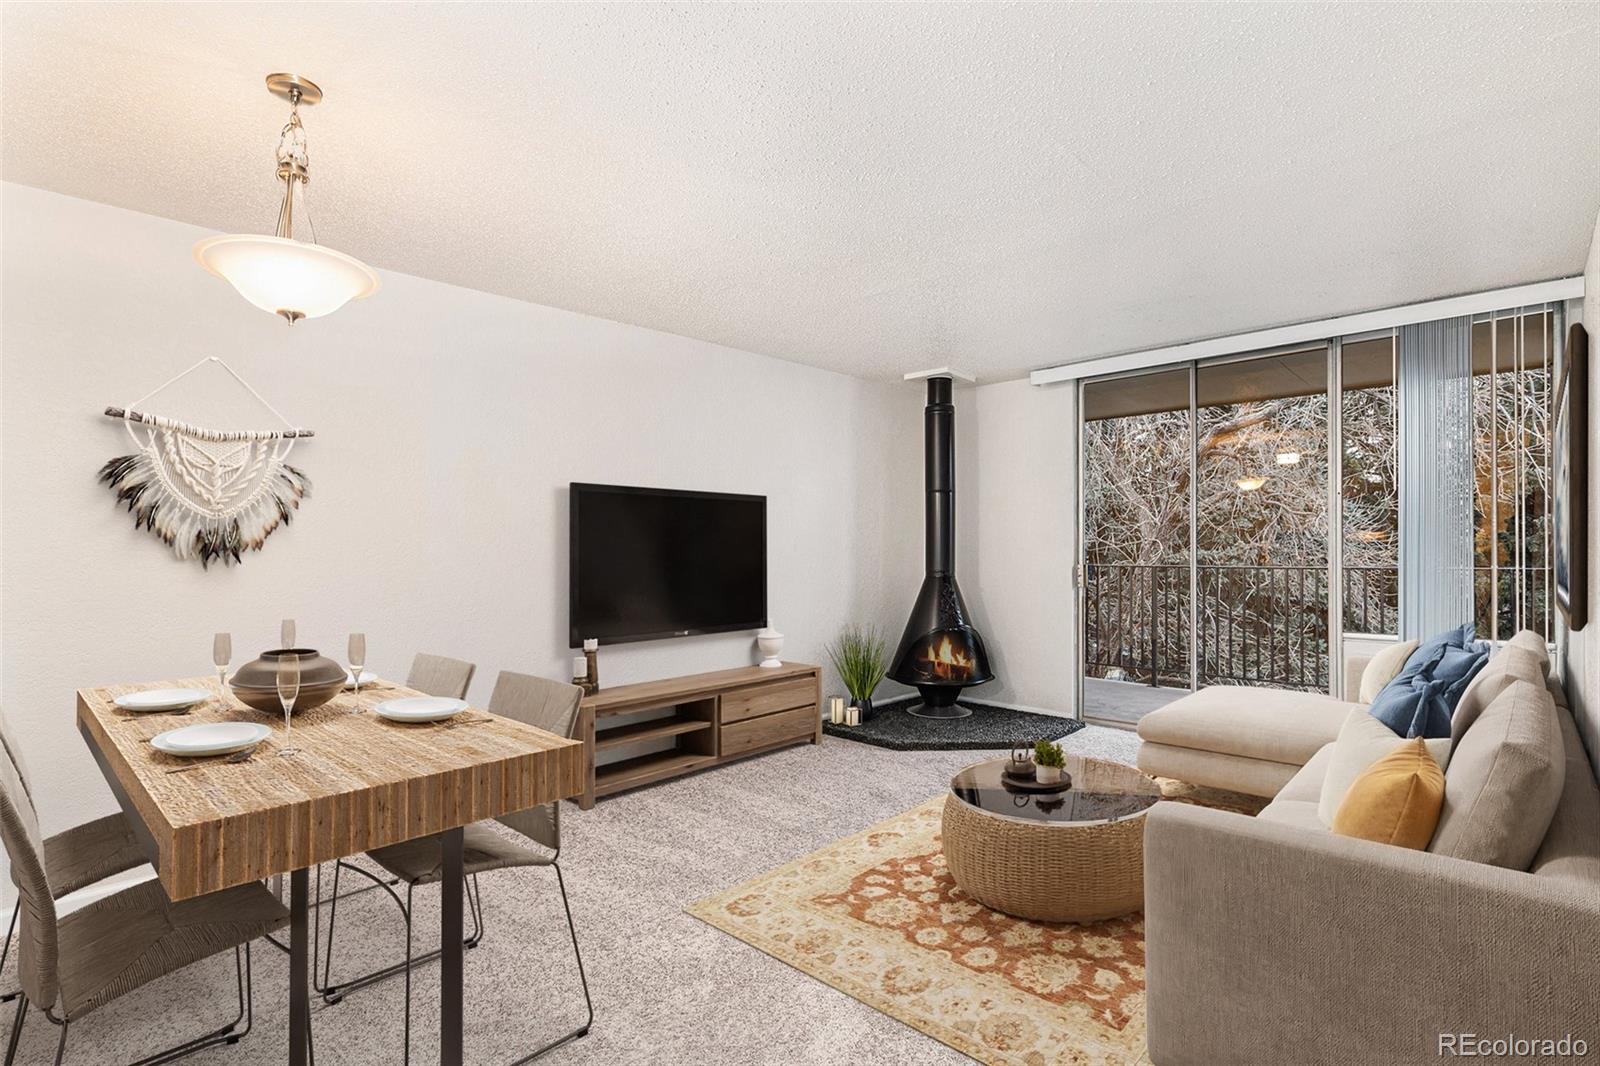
822,700,1085,752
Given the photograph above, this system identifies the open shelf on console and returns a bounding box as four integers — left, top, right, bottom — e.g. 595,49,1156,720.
577,663,821,807
591,695,718,799
594,715,712,750
595,750,719,794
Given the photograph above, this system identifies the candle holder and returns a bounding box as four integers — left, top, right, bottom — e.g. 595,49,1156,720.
572,639,599,695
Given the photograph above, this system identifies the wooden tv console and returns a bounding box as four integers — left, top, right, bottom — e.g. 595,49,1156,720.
575,662,822,808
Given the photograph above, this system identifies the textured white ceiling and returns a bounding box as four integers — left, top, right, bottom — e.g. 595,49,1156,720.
4,2,1599,382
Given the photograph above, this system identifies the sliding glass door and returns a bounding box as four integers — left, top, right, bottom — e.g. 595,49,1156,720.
1074,304,1560,727
1080,369,1193,724
1195,349,1330,690
1340,334,1400,636
1474,310,1555,641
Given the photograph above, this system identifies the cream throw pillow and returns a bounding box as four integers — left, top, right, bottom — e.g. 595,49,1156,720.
1317,708,1451,826
1428,678,1565,869
1358,639,1420,704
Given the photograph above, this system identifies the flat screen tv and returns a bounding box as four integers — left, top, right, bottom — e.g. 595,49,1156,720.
569,483,767,647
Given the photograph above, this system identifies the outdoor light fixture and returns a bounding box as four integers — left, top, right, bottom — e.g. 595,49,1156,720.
193,74,379,324
1276,451,1302,465
1236,476,1267,492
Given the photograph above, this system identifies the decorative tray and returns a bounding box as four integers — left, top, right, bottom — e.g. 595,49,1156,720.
1001,769,1073,794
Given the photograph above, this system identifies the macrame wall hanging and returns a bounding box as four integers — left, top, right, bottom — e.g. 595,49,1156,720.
99,357,315,568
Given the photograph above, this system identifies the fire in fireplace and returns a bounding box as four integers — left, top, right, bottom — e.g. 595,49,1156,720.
918,631,977,684
888,375,994,718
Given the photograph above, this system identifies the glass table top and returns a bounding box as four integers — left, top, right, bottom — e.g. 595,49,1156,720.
949,756,1162,825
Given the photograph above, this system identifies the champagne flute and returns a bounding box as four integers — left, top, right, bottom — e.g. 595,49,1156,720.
348,633,367,712
212,633,232,706
277,654,301,757
281,618,296,649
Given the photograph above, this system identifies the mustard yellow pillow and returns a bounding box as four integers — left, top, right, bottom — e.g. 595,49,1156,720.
1331,737,1445,850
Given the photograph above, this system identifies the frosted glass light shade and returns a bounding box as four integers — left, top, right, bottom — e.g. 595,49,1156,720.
193,234,379,322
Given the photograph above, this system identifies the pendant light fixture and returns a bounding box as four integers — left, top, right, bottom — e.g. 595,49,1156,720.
194,74,379,324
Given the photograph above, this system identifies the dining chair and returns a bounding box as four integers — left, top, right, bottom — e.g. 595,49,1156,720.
320,671,593,1064
0,747,290,1065
406,653,477,699
0,731,149,1005
295,651,480,957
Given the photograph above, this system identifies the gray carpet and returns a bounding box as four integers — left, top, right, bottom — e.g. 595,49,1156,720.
822,698,1086,750
6,725,1138,1065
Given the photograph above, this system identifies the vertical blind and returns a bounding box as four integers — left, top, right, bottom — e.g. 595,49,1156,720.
1398,318,1476,638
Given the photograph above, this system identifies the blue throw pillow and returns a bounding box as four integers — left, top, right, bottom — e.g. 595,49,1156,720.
1432,643,1490,706
1387,636,1448,688
1367,625,1489,739
1369,675,1452,739
1413,622,1474,660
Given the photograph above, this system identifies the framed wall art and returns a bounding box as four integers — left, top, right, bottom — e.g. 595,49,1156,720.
1554,323,1588,631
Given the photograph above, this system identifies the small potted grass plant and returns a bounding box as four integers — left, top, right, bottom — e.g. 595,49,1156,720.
1034,739,1066,785
827,625,889,723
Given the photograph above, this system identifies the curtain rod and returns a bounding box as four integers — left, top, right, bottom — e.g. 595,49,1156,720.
1029,276,1584,386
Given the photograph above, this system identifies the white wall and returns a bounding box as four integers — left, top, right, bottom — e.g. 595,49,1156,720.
0,183,914,834
956,378,1078,714
1560,209,1600,780
865,376,1077,715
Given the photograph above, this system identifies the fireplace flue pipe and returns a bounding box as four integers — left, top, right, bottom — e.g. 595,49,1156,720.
925,376,954,576
888,372,993,717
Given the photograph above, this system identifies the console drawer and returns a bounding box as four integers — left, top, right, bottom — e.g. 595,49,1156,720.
721,678,815,724
721,704,815,757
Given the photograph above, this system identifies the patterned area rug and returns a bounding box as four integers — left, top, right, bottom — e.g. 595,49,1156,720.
688,780,1263,1066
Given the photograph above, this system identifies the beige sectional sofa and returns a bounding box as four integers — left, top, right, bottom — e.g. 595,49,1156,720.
1136,685,1362,797
1139,633,1600,1065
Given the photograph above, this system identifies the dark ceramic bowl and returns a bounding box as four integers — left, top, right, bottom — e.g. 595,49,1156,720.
229,648,346,715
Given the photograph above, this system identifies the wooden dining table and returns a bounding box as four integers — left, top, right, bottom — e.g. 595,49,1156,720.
77,676,585,1065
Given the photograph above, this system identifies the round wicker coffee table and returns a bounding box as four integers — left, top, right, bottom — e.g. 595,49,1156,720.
942,755,1162,923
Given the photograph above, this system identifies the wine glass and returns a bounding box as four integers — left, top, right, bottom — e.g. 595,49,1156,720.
348,633,367,711
277,654,301,757
212,633,232,705
281,618,296,649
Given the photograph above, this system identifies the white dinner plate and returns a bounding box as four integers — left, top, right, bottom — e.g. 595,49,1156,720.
114,688,211,713
374,696,468,723
343,670,377,690
150,722,271,757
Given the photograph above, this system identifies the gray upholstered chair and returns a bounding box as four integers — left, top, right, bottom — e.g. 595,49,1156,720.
320,671,593,1064
405,653,477,699
0,732,149,1005
0,742,289,1065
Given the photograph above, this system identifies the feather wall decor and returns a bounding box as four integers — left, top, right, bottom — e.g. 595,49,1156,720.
99,445,310,567
101,358,316,567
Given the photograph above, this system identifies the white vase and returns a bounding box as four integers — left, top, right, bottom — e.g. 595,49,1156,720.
1037,765,1063,785
756,628,784,668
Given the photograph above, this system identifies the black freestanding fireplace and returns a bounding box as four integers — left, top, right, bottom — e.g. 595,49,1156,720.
888,376,994,718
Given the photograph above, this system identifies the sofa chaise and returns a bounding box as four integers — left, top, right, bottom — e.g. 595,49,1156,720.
1138,632,1600,1064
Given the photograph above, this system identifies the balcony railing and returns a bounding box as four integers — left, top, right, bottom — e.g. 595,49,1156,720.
1084,563,1334,690
1084,562,1546,693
